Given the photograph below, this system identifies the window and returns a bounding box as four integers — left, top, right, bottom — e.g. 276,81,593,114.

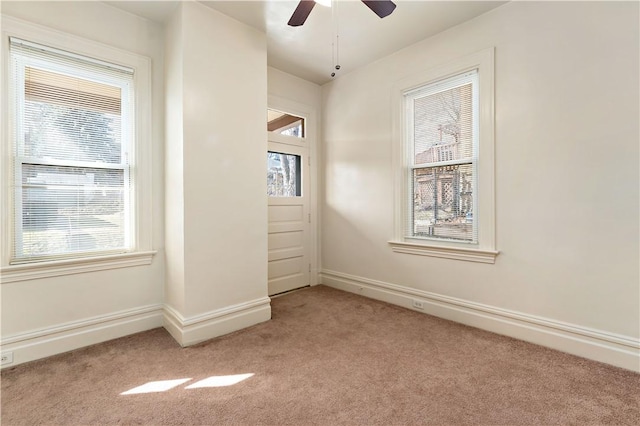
267,109,305,138
1,17,153,278
390,49,497,263
267,152,301,197
9,38,134,263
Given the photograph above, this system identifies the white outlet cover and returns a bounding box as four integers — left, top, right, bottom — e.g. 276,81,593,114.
412,300,424,309
1,352,14,365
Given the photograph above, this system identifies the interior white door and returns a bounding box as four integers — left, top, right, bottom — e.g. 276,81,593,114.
267,142,310,295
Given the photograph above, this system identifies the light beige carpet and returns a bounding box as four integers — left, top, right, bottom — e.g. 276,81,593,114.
1,285,639,425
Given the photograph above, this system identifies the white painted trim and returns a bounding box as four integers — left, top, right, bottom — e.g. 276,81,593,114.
163,297,272,347
0,304,163,368
0,250,156,283
0,16,154,268
388,241,498,263
319,269,640,372
391,48,496,257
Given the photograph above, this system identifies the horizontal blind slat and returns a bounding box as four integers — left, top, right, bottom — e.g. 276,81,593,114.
26,67,122,114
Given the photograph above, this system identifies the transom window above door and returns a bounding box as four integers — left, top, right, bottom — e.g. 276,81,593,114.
267,108,305,138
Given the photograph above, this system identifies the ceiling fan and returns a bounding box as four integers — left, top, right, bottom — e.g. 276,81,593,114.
288,0,397,27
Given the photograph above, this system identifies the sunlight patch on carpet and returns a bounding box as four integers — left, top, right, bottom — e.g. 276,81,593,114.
121,378,192,395
185,373,254,389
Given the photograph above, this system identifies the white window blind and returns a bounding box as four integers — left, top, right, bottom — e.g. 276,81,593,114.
405,70,478,243
9,37,135,263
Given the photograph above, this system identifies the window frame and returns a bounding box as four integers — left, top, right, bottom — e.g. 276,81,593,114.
1,16,155,281
11,44,135,262
389,48,498,263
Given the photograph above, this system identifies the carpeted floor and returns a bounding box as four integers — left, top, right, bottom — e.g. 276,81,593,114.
1,285,639,425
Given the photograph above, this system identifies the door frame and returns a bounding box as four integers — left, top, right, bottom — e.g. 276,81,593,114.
267,95,318,286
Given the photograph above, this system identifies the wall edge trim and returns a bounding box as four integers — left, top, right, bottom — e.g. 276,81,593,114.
2,304,163,345
0,304,164,368
163,297,272,347
319,269,640,372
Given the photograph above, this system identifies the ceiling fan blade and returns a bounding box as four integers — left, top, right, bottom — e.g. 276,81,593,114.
288,0,316,27
361,0,397,19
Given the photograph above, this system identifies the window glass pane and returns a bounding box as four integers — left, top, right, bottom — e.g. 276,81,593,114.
413,82,473,164
23,67,123,164
267,109,305,138
412,164,474,242
267,151,301,197
20,164,125,257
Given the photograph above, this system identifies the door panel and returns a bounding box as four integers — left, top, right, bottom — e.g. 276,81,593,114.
268,230,304,262
268,256,305,280
267,142,309,295
268,203,304,231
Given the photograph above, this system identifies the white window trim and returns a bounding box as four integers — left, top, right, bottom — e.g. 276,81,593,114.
0,15,155,280
389,48,498,263
0,251,156,283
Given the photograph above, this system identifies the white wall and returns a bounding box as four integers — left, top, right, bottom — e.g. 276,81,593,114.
320,1,639,369
2,0,637,372
268,67,322,112
163,1,270,345
0,1,165,365
181,1,268,314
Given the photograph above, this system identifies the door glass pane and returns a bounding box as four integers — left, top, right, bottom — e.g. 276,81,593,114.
267,109,305,138
268,151,301,197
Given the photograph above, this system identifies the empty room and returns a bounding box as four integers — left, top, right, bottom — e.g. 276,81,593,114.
1,0,638,424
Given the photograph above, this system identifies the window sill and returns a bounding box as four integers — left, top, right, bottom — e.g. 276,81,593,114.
388,241,498,264
0,251,157,283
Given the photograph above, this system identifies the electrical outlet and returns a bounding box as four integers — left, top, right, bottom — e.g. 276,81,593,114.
1,352,14,366
412,299,424,310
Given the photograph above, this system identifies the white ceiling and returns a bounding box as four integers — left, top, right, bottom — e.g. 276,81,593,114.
106,0,507,85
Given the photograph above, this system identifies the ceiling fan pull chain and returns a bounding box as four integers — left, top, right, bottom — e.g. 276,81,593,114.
331,41,337,78
335,34,340,71
331,0,341,77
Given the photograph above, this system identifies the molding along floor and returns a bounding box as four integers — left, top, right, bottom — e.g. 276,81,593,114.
320,269,640,372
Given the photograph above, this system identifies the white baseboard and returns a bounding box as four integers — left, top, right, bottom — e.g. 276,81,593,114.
163,297,271,347
1,297,272,368
0,304,164,369
320,269,640,372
